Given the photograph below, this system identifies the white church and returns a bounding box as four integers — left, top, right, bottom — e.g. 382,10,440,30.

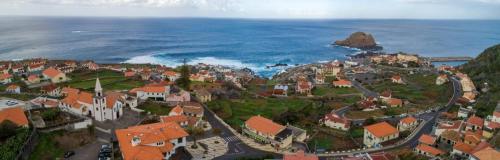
59,78,124,121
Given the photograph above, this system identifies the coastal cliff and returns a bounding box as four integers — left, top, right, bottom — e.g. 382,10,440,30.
334,32,382,50
460,44,500,117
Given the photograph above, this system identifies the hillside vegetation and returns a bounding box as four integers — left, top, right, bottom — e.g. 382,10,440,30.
461,44,500,117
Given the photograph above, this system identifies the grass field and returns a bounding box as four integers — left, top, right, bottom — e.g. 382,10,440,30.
365,73,452,106
307,129,360,151
63,69,144,91
137,101,172,115
29,129,95,160
312,86,360,96
207,97,318,129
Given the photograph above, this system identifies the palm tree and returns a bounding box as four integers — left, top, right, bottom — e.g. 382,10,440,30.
187,126,205,148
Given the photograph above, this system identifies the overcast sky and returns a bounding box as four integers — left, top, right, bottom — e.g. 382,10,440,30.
1,0,499,19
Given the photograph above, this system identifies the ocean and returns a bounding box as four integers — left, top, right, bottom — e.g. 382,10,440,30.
0,17,499,77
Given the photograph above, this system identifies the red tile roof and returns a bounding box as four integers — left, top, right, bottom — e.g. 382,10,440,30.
467,115,484,128
364,122,398,138
0,107,28,126
115,122,188,160
454,141,474,154
418,134,436,145
245,115,285,136
417,144,444,156
42,67,62,78
333,79,352,86
0,73,12,80
400,116,417,124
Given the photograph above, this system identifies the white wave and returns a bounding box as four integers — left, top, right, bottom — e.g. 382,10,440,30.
71,30,84,33
123,54,181,67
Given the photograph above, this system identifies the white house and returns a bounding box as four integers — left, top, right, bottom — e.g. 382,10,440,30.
115,122,188,160
0,73,13,84
5,84,21,94
321,112,350,131
398,116,418,131
132,84,171,101
363,122,399,147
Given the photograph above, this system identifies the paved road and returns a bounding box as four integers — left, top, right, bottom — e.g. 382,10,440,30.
200,102,280,160
349,77,379,98
319,76,462,158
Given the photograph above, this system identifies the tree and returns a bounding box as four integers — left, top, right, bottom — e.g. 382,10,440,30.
0,120,19,139
176,59,191,90
41,108,60,121
186,126,205,148
364,117,377,125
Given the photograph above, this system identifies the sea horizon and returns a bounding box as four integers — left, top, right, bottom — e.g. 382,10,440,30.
1,16,499,77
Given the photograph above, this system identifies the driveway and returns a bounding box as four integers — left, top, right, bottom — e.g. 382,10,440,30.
68,141,107,160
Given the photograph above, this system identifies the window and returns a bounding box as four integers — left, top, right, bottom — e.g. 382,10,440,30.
178,138,183,143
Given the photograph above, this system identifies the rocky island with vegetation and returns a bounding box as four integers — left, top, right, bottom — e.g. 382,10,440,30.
334,32,383,51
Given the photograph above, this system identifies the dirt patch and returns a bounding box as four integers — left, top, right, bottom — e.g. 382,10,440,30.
53,130,96,149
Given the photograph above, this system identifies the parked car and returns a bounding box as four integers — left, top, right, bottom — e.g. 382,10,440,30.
64,151,75,158
101,144,110,149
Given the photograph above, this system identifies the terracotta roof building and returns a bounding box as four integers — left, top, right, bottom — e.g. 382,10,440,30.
0,107,29,127
363,122,399,147
116,122,188,160
415,144,444,158
398,116,418,131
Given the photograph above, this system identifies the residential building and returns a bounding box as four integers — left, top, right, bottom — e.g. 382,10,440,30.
243,115,306,150
415,144,444,158
379,90,392,100
181,102,204,119
435,120,464,136
385,98,403,107
28,64,44,72
470,146,500,160
0,73,13,84
459,106,474,119
453,141,474,158
314,74,325,84
332,79,352,88
272,84,288,97
398,116,418,131
40,84,61,97
27,74,41,84
162,71,180,82
440,130,462,146
321,112,350,131
166,90,191,106
363,122,399,147
0,107,29,127
418,134,436,146
194,89,212,103
391,75,404,84
296,80,313,95
5,84,20,94
491,103,500,123
169,105,183,116
42,67,67,83
323,61,342,76
132,84,170,101
30,97,59,108
436,74,449,85
160,115,193,128
115,122,188,160
466,115,484,132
